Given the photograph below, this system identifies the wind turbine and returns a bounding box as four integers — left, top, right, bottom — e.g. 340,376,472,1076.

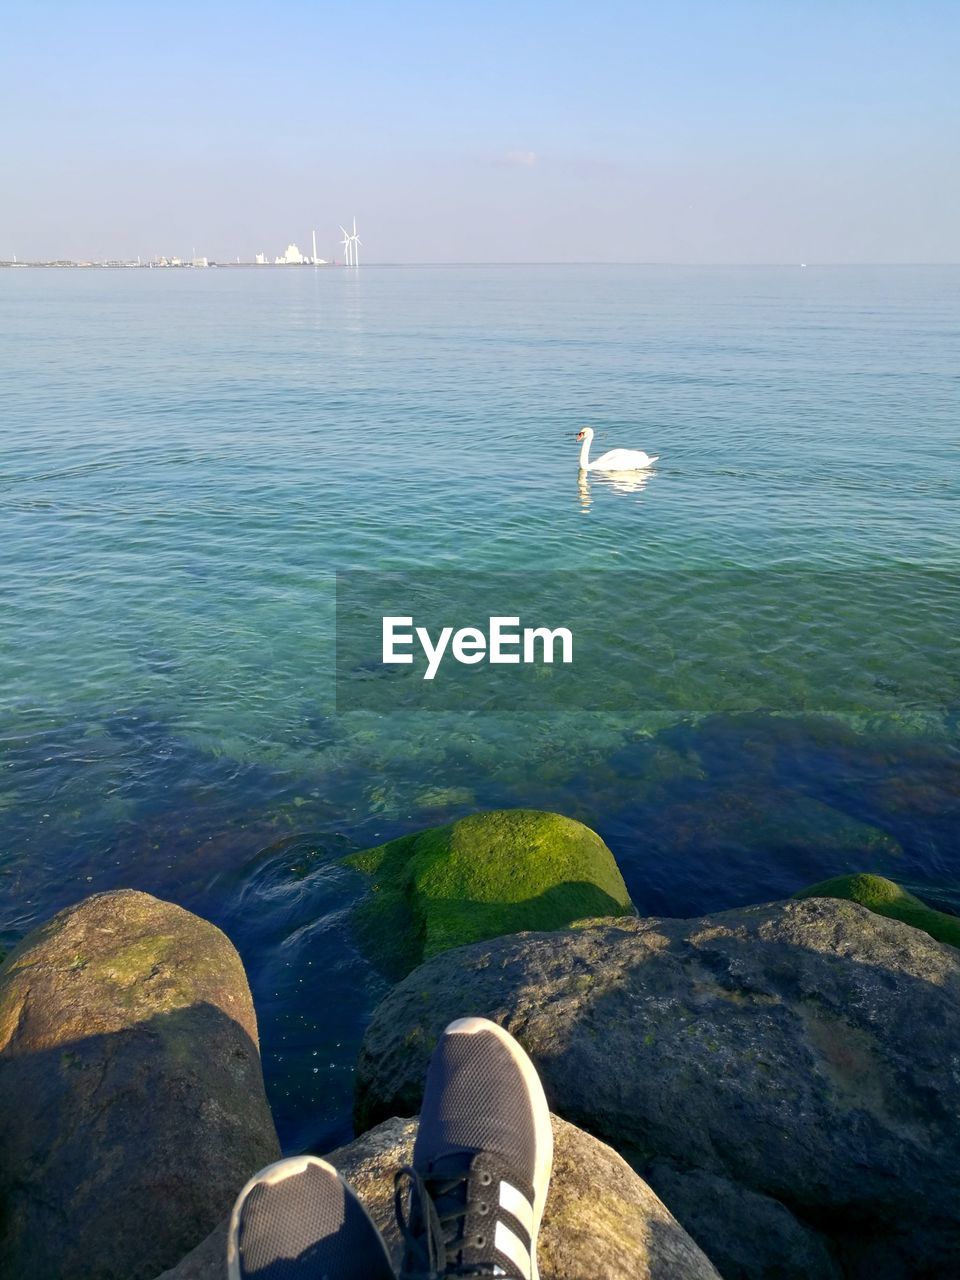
339,224,353,267
348,216,361,267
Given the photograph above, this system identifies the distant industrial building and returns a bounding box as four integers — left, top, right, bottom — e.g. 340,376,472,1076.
255,232,328,265
275,243,306,264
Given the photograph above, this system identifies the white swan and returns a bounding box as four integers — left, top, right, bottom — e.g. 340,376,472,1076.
576,426,658,472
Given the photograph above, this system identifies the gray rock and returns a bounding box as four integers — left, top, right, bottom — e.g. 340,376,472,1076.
158,1114,720,1280
355,897,960,1278
0,890,280,1280
645,1163,841,1280
154,1225,227,1280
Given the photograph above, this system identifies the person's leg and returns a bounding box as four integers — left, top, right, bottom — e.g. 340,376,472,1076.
395,1017,553,1280
227,1154,394,1280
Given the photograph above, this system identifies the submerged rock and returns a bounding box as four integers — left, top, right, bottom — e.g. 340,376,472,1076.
344,808,634,976
159,1114,720,1280
355,897,960,1278
795,871,960,948
0,890,279,1280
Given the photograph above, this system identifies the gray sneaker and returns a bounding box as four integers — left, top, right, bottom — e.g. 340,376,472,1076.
396,1017,553,1280
227,1154,394,1280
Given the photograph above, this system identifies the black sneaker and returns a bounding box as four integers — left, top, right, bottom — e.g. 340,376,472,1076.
227,1154,395,1280
396,1016,553,1280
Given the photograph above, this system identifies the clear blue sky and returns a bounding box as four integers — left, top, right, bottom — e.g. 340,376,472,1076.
2,0,957,262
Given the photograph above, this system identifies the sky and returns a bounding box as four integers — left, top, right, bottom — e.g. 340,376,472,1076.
1,1,958,263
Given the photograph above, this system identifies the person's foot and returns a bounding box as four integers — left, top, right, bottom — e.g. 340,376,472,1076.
227,1154,395,1280
396,1016,553,1280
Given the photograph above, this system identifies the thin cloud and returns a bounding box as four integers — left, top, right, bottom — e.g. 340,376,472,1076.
498,150,537,168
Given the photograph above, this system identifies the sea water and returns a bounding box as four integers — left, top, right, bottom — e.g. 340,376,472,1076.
1,264,958,1150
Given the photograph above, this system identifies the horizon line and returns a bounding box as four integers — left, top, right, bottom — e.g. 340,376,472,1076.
4,259,959,269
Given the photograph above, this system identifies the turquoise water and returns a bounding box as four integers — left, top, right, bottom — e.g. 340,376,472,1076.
2,265,958,1151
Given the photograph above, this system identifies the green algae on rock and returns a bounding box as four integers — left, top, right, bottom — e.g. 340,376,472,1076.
344,808,634,977
795,872,960,948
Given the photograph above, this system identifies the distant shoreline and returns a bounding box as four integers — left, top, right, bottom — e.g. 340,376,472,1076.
0,260,337,270
2,261,958,270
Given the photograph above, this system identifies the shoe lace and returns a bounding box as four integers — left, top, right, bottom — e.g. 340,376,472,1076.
394,1159,499,1280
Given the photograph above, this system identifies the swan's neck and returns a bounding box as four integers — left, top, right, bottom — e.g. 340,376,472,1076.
578,437,592,470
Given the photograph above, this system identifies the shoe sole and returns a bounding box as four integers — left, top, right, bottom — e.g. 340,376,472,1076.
226,1154,391,1280
444,1016,553,1280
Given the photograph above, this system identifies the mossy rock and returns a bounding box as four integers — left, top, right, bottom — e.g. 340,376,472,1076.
0,890,279,1279
794,873,960,949
344,809,634,977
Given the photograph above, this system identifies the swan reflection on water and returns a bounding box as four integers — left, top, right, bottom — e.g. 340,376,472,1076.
578,467,654,510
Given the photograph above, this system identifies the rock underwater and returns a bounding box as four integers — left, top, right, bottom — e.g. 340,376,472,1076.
158,1114,721,1280
343,808,635,977
355,896,960,1280
0,889,280,1280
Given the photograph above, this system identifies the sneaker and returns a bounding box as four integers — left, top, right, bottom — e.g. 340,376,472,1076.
396,1016,553,1280
227,1154,395,1280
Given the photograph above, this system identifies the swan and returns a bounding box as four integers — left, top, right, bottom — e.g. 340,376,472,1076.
576,426,658,472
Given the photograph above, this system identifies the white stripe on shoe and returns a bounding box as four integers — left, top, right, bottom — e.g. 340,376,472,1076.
495,1220,532,1280
499,1179,535,1238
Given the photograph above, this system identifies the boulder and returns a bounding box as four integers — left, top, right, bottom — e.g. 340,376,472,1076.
645,1164,841,1280
155,1226,227,1280
158,1114,720,1280
0,890,280,1280
795,872,960,948
355,897,960,1278
344,808,634,977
